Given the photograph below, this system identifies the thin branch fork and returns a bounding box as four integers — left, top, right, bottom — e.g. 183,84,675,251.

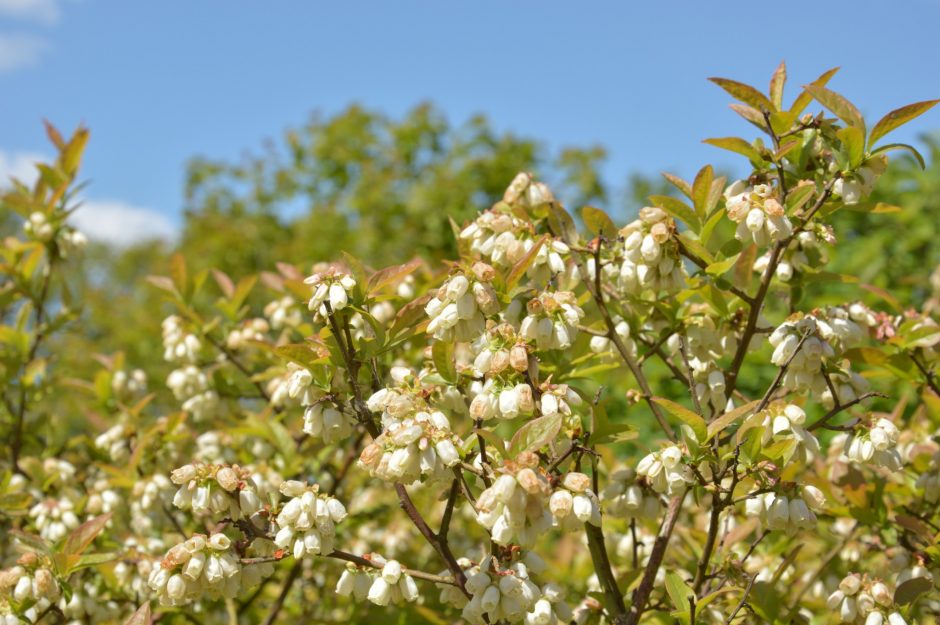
561,225,676,441
675,239,754,305
807,392,886,431
624,490,686,625
324,304,469,597
723,178,836,401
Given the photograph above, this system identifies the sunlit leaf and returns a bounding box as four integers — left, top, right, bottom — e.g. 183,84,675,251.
869,99,940,147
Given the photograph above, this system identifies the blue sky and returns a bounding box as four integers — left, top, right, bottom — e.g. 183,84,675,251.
1,1,939,244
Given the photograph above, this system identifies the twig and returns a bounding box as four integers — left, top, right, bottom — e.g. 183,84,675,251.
911,352,940,396
260,561,300,625
726,574,757,624
807,392,886,431
755,331,811,413
723,179,835,401
324,304,469,596
624,490,686,625
204,333,274,405
561,220,676,441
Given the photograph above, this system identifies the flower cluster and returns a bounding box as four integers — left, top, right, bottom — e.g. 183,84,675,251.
519,291,583,350
618,207,685,294
827,574,907,624
0,556,60,621
601,467,660,519
148,533,243,605
636,445,692,494
365,559,420,606
273,481,347,559
758,402,820,463
724,181,793,246
745,486,825,535
306,269,357,320
264,296,302,329
842,418,903,471
426,272,499,342
358,407,460,484
769,314,835,389
476,456,551,547
225,317,269,350
162,315,202,363
167,365,219,421
170,463,263,521
548,472,601,529
462,556,544,625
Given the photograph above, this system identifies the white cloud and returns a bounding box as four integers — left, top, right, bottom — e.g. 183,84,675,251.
0,0,60,24
0,148,45,186
0,33,49,73
71,200,178,247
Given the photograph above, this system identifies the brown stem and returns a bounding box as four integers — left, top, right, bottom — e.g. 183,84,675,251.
724,180,835,401
755,331,811,413
911,352,940,396
625,491,686,625
585,522,627,622
260,561,301,625
324,304,469,596
205,333,273,405
807,392,886,430
561,222,676,441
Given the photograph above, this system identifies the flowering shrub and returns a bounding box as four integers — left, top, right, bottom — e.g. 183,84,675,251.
1,66,940,625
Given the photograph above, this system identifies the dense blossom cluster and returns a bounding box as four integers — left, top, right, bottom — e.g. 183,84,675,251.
618,206,686,294
3,72,940,625
273,481,347,558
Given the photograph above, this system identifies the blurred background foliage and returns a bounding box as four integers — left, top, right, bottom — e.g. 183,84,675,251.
40,105,939,400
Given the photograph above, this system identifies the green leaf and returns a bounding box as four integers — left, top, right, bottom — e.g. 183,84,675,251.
702,137,763,163
691,165,714,219
431,340,457,384
63,513,112,556
869,99,940,148
69,552,120,573
705,254,740,277
506,235,547,290
546,203,579,245
790,67,839,118
769,61,787,110
472,428,508,460
894,576,932,605
582,206,617,237
10,529,50,554
170,253,188,300
664,571,695,617
708,77,775,112
661,172,692,199
803,84,865,131
870,142,927,169
677,233,714,265
367,258,423,295
706,400,759,442
591,403,635,445
274,343,326,370
837,126,865,169
649,195,700,231
509,413,562,456
651,397,706,442
786,181,817,214
0,491,32,512
842,347,887,365
729,103,769,131
211,269,235,298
